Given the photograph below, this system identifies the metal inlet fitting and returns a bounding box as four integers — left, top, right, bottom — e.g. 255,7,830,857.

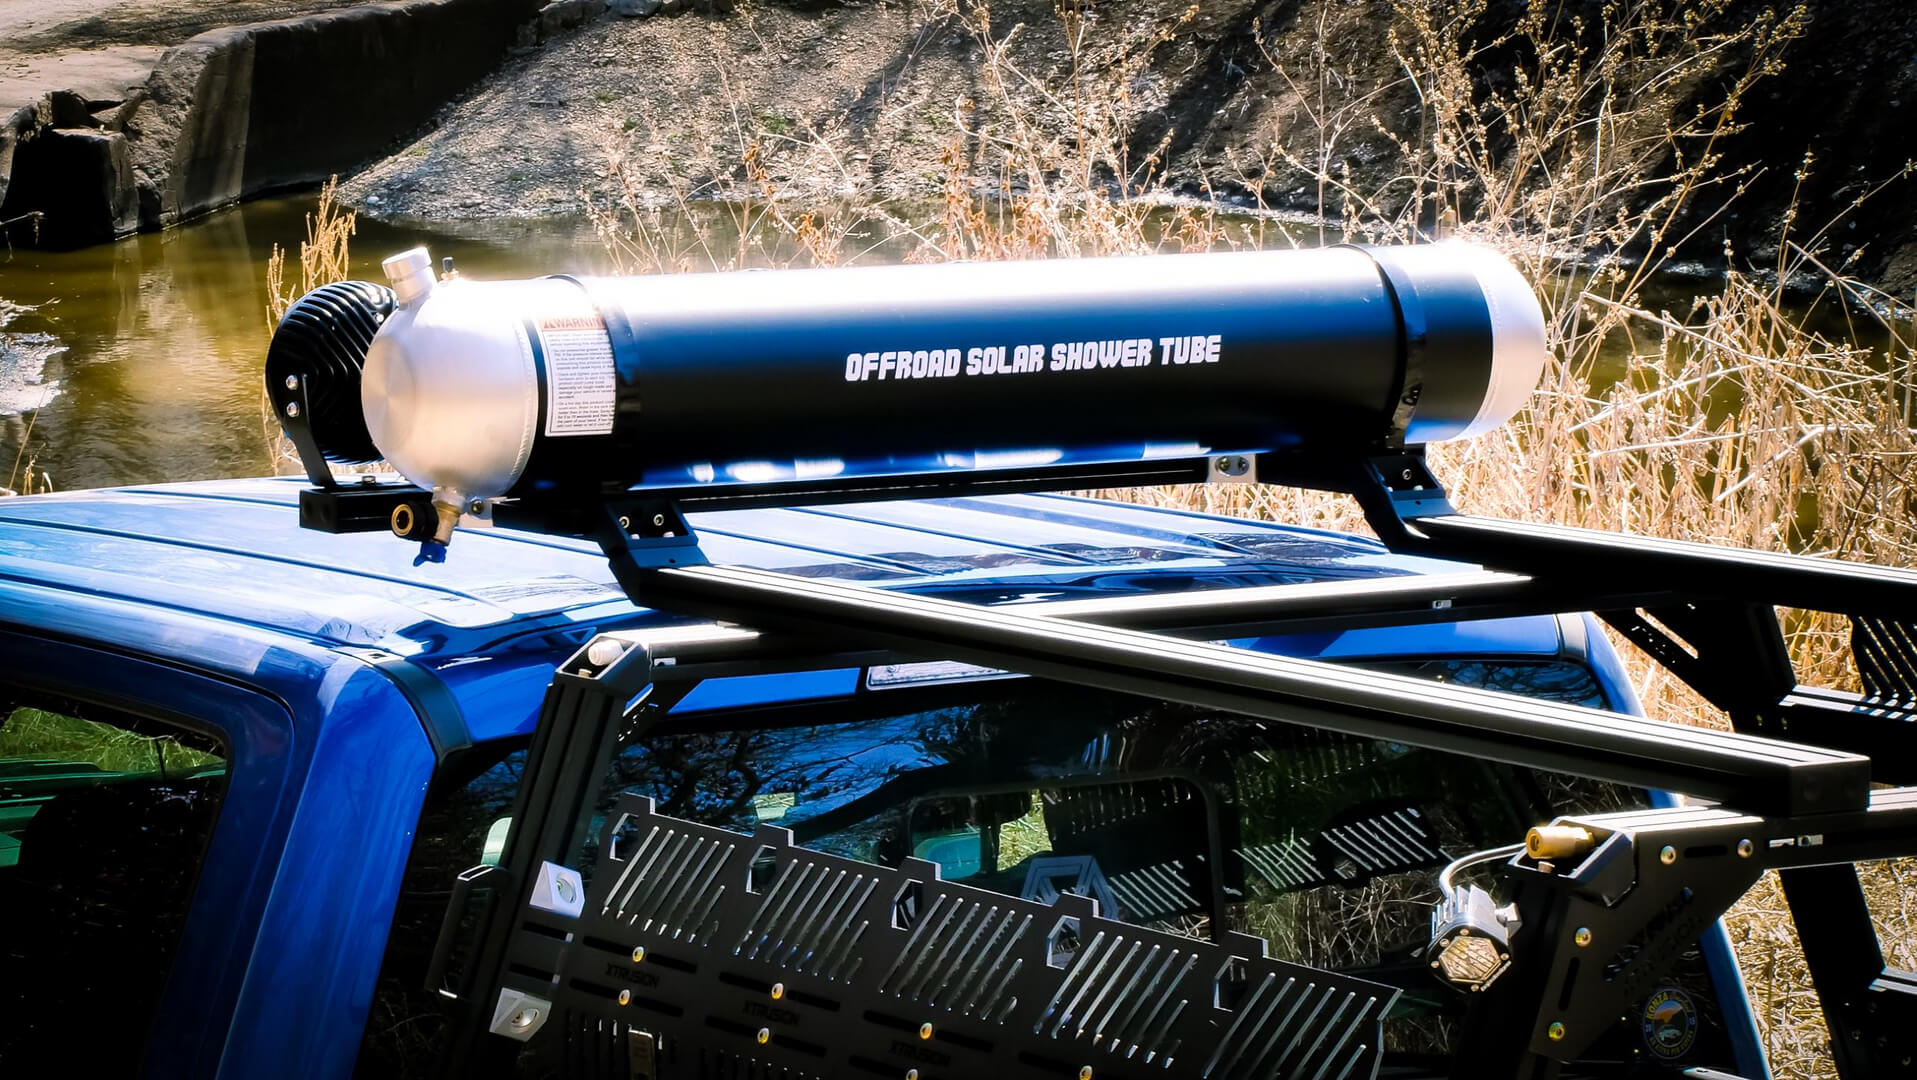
1526,825,1595,860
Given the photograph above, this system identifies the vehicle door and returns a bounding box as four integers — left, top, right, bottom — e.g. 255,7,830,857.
0,628,297,1078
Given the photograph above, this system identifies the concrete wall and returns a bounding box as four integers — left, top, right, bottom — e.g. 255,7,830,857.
0,106,27,216
0,0,542,246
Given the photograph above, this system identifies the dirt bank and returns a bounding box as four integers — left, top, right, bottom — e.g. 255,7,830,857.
343,0,1917,295
0,0,381,56
0,1,392,216
343,0,1373,218
1,0,543,247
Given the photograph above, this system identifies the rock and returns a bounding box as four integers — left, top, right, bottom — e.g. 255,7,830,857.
46,91,99,129
125,31,255,231
537,0,599,38
608,0,662,16
121,0,542,233
0,128,140,246
0,105,31,211
91,90,148,133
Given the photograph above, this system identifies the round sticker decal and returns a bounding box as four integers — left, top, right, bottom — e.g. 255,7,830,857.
1642,986,1698,1060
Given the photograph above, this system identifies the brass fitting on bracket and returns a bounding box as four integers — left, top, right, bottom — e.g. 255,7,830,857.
1526,825,1596,860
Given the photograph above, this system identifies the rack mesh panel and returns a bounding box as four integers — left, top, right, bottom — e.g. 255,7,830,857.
1235,804,1444,898
500,796,1399,1080
1855,616,1917,703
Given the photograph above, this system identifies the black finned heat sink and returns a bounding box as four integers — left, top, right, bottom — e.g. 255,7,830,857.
264,280,393,465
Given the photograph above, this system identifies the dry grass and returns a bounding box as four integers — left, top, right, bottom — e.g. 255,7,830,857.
262,176,358,475
265,176,358,329
0,705,222,775
2,423,51,497
1428,264,1915,1079
1214,12,1917,1069
577,1,1912,1073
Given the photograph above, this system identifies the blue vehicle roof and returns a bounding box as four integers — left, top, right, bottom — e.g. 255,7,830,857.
0,482,1730,1080
0,477,1583,742
0,479,1687,1079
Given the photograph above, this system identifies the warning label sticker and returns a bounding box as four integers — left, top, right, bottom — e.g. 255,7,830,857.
537,311,615,437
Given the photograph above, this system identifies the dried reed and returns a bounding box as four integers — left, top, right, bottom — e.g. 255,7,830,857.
262,177,358,475
265,176,358,328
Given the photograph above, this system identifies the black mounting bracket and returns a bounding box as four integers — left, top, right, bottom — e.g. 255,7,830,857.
1454,791,1917,1078
275,375,336,490
436,631,661,1077
297,479,427,535
591,499,707,593
1348,449,1456,548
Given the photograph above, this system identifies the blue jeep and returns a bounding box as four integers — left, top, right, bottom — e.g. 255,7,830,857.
0,476,1768,1078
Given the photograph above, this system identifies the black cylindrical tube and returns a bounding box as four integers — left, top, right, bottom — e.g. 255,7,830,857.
352,245,1544,505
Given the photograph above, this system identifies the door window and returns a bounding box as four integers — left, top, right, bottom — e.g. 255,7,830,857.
0,697,228,1073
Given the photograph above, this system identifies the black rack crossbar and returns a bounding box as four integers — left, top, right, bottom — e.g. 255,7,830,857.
515,447,1377,516
1778,686,1917,774
637,564,1870,816
594,572,1896,792
1407,514,1917,620
640,456,1218,512
603,569,1673,681
607,570,1541,674
1565,785,1917,870
1001,569,1587,633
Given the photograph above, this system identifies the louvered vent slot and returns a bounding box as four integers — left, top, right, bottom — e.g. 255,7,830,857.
1037,932,1199,1064
1199,974,1389,1080
879,895,1031,1021
1856,616,1917,703
604,824,735,945
734,859,879,983
1108,860,1204,922
1322,806,1442,876
1049,779,1194,841
1238,837,1322,891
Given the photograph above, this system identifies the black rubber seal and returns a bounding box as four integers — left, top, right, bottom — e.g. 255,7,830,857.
1342,245,1429,447
1351,246,1497,444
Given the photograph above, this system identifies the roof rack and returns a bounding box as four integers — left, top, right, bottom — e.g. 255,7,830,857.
401,447,1917,1080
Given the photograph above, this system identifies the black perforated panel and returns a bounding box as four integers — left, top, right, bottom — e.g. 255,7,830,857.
500,796,1400,1080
